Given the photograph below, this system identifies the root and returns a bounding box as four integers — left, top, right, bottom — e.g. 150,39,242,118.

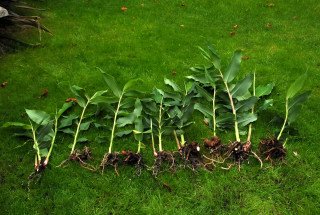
259,138,286,162
121,150,144,176
57,146,96,171
152,151,176,176
100,152,120,175
178,142,203,171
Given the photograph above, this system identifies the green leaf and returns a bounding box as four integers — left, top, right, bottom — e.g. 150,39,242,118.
180,104,194,124
164,78,181,92
123,79,140,92
258,99,274,111
205,68,216,87
121,97,136,109
100,69,122,98
288,91,310,124
57,102,73,118
39,148,49,157
198,46,211,61
185,75,208,85
195,84,212,102
194,103,213,117
286,73,307,99
231,74,253,98
236,96,259,112
77,137,89,143
117,115,135,127
133,99,143,118
152,88,164,103
255,83,274,97
2,122,32,130
59,114,78,129
59,128,75,135
25,109,51,125
80,121,91,131
207,45,221,70
224,50,242,83
90,90,109,104
70,85,86,107
237,113,257,127
116,130,132,137
134,116,144,141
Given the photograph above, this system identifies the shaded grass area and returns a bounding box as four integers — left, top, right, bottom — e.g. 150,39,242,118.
1,0,320,214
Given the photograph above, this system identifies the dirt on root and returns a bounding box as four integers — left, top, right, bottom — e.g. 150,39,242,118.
204,136,227,157
121,150,144,175
259,138,286,161
152,151,176,176
225,141,251,163
178,141,203,170
100,152,120,175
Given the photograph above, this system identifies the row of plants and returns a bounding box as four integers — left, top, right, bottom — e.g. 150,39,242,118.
0,0,49,54
3,46,310,178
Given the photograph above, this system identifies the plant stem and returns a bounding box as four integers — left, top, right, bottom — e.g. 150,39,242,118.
180,134,185,147
150,118,156,155
277,99,288,141
70,100,90,155
45,116,58,165
158,97,163,152
218,70,240,142
247,72,255,142
137,141,141,153
30,122,41,168
173,130,181,150
108,93,123,154
212,86,217,136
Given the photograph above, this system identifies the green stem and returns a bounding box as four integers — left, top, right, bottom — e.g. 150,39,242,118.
247,72,256,142
45,115,58,165
70,100,90,155
137,141,141,153
218,70,240,142
180,134,185,147
158,97,163,152
173,130,181,149
212,86,217,137
108,93,123,154
30,122,41,167
150,118,156,155
277,99,288,141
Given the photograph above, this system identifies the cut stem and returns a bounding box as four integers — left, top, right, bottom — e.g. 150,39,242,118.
180,134,185,147
45,115,58,165
70,100,90,155
247,72,256,142
218,69,240,142
277,99,288,141
173,130,181,150
30,122,41,168
150,118,156,155
137,141,141,153
158,97,164,152
108,93,123,154
212,86,217,136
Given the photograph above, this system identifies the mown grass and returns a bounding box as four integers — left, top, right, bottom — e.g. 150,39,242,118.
1,0,320,214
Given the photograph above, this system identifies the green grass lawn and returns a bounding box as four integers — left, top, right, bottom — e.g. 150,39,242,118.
1,0,320,214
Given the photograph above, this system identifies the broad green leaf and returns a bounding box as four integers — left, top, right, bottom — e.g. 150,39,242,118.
231,74,253,98
152,88,164,103
168,106,182,119
133,99,142,117
26,109,51,125
80,121,91,131
205,68,216,87
216,113,234,128
195,84,212,102
163,92,181,101
258,99,273,111
164,78,181,92
77,137,89,143
237,113,257,127
57,102,73,118
236,96,259,112
70,85,86,107
116,130,132,137
59,128,75,135
123,78,140,92
116,114,135,127
180,104,194,124
125,90,145,97
100,69,122,98
37,123,54,142
90,90,109,104
2,122,32,130
59,114,78,129
185,75,208,84
288,91,310,124
255,83,274,97
194,103,213,117
134,116,144,141
198,46,211,61
207,45,221,70
288,91,311,110
286,73,307,99
39,148,49,157
121,97,136,109
224,50,242,83
94,123,106,128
